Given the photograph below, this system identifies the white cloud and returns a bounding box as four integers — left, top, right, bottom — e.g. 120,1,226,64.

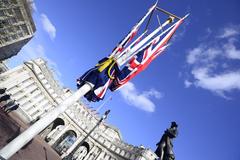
119,82,163,112
186,45,221,65
40,14,56,40
192,68,240,92
223,40,240,60
218,25,240,39
184,80,192,88
186,47,202,64
185,24,240,98
143,88,163,99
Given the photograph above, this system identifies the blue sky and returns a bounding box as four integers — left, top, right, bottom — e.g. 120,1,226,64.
8,0,240,159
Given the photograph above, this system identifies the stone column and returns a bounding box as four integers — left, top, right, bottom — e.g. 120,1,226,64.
93,148,103,160
95,151,106,160
49,125,70,146
83,145,96,160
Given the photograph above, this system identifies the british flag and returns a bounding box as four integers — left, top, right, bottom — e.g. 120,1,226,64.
110,18,183,91
76,3,187,102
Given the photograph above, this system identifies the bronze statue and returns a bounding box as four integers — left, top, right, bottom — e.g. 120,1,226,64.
155,121,178,160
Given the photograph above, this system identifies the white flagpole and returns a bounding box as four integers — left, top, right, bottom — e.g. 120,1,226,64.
117,14,189,66
116,18,173,66
110,3,157,57
115,30,147,60
0,83,93,159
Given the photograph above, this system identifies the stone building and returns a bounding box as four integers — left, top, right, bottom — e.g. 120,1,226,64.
0,0,36,61
0,58,158,160
0,61,8,73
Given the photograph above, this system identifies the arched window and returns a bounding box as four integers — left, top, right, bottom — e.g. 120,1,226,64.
72,142,90,160
116,148,121,154
54,130,77,155
47,125,65,142
111,145,116,151
41,117,65,141
125,152,131,158
120,150,125,156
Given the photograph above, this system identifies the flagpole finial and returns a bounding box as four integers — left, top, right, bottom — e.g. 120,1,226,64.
182,13,190,20
155,0,159,6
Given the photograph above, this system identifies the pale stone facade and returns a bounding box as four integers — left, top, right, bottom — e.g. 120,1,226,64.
0,0,36,61
0,61,8,73
0,58,158,160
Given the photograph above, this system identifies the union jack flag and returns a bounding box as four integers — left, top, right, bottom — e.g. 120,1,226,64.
76,4,186,102
110,18,183,91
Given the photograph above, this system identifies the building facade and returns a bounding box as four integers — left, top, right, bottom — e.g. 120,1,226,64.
0,58,158,160
0,0,36,61
0,61,8,73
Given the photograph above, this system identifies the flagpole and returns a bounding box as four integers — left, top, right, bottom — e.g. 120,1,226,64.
63,110,110,160
117,14,189,66
96,96,112,112
0,83,93,160
116,17,173,66
110,3,157,58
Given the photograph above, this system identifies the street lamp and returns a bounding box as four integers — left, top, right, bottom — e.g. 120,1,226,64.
63,110,110,160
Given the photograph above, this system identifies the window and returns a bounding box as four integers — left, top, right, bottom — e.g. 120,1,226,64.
21,25,29,35
120,150,125,156
3,36,9,42
111,145,116,151
10,18,17,24
115,148,120,154
11,34,17,40
14,8,23,21
0,10,4,16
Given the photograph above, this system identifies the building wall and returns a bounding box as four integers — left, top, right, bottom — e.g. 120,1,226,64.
0,61,8,73
0,59,63,122
0,58,158,160
0,0,36,61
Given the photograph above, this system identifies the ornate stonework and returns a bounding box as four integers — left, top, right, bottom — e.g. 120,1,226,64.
0,58,158,160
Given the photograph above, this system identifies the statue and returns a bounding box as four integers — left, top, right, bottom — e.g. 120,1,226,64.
155,121,178,160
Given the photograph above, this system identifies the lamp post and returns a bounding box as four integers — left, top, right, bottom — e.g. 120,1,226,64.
63,110,110,160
